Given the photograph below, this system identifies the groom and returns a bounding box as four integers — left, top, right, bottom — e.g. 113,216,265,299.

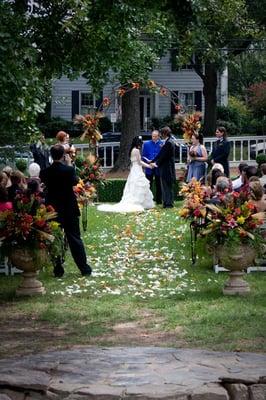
150,126,176,208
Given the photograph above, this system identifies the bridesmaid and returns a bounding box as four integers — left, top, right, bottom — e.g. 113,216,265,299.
187,132,207,182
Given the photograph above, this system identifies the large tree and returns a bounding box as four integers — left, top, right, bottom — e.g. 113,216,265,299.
168,0,261,135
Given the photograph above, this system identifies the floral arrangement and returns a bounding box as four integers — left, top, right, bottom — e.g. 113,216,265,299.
74,179,97,206
0,194,63,260
179,178,208,220
76,153,106,188
181,112,201,143
200,191,264,248
74,112,103,144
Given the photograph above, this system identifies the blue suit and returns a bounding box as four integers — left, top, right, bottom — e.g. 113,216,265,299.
142,139,163,204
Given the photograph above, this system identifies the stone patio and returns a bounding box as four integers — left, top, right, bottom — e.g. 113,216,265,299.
0,346,265,399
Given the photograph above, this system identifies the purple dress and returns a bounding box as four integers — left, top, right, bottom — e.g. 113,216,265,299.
187,145,206,182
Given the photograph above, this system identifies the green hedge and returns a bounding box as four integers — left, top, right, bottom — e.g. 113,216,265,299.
98,179,180,203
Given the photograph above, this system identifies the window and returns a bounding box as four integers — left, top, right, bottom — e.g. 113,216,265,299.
80,92,95,115
179,92,195,113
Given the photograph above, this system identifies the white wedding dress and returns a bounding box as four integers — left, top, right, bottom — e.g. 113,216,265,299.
97,148,154,212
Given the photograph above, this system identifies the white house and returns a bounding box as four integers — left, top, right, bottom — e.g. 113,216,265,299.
51,51,228,130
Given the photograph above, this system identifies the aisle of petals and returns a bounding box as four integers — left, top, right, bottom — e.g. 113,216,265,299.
51,209,200,298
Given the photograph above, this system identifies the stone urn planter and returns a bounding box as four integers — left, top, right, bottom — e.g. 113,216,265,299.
9,247,47,296
216,244,256,295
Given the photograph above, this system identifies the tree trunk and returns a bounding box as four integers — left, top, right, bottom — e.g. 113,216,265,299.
112,89,140,171
202,63,218,136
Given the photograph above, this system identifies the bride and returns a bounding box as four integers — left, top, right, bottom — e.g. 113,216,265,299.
97,136,154,212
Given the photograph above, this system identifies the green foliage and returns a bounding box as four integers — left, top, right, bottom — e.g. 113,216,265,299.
256,153,266,166
15,159,28,174
0,2,48,145
98,179,180,203
98,117,112,134
248,81,266,117
37,117,75,138
216,96,252,135
229,45,266,99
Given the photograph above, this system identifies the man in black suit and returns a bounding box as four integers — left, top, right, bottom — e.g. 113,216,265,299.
151,126,176,208
40,145,92,277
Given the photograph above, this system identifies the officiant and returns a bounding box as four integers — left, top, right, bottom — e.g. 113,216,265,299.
142,130,163,204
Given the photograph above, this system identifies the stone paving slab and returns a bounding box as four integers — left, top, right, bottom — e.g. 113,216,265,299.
0,347,265,399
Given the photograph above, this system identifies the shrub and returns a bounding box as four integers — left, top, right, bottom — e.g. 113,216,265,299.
216,119,240,136
256,153,266,166
98,117,112,133
248,81,266,117
37,117,75,138
15,159,28,174
98,179,180,203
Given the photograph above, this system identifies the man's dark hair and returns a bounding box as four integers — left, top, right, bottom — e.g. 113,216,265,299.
243,165,257,180
50,144,65,161
238,162,248,173
160,126,172,137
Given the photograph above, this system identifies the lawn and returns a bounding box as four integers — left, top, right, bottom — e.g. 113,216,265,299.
0,202,265,358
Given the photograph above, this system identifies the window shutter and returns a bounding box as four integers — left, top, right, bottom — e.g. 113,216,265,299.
171,90,179,116
194,91,202,111
95,91,103,110
72,90,80,118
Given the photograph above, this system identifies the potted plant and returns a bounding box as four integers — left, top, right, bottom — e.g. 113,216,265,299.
200,190,264,295
0,193,63,295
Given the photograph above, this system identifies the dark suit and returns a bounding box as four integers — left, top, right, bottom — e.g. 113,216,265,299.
210,139,230,177
40,161,91,276
153,137,176,207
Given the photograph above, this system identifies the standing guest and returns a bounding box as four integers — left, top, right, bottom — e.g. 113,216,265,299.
40,145,92,278
187,132,207,183
150,126,176,208
232,162,248,191
30,134,50,170
209,126,230,177
142,130,163,204
56,131,76,165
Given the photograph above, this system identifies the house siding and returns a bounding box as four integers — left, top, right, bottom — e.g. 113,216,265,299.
51,52,222,121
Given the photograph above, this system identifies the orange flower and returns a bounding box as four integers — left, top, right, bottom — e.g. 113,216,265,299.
118,88,126,97
131,82,140,89
160,87,168,96
103,97,111,107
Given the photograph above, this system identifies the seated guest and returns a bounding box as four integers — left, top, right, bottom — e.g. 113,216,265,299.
0,186,13,211
211,163,224,173
7,170,27,202
249,181,266,212
259,163,266,192
207,176,231,205
232,162,248,191
27,162,42,193
237,165,258,193
2,166,13,188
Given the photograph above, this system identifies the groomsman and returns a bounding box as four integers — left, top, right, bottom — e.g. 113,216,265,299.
142,130,163,204
151,126,176,208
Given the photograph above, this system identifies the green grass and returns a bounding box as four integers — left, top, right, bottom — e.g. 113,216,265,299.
0,203,265,357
